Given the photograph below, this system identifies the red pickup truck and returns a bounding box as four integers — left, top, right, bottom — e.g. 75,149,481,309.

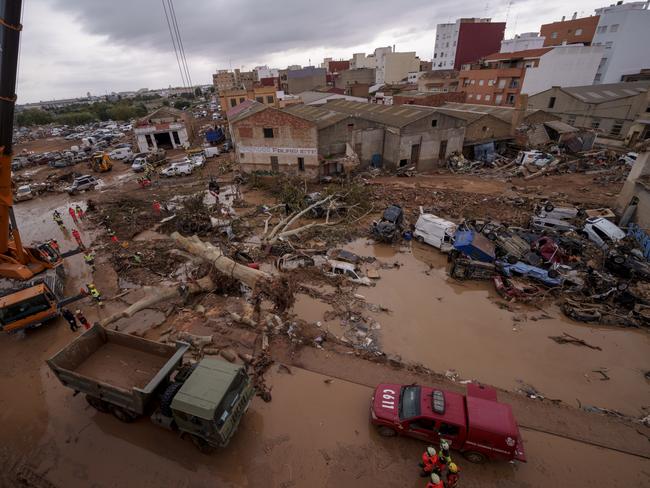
370,382,526,464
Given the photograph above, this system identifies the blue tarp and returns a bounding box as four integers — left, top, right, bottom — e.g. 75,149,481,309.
453,230,496,263
206,128,224,143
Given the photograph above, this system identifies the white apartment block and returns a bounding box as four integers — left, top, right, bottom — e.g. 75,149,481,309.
592,1,650,84
433,21,461,70
500,33,546,53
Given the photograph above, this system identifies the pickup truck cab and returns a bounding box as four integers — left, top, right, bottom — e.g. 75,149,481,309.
371,382,526,464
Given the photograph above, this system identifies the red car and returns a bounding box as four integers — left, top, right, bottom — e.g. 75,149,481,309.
370,382,526,464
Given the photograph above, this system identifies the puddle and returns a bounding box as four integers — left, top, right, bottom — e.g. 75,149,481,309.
298,239,650,415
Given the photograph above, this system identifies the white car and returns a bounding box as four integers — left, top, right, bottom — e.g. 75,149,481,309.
618,152,638,166
582,217,626,250
15,185,34,202
324,260,372,286
190,154,206,168
131,157,146,172
161,161,193,177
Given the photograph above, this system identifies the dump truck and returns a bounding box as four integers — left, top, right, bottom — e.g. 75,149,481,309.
47,325,255,452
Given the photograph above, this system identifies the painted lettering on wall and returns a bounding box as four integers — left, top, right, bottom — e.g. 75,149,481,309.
239,146,317,156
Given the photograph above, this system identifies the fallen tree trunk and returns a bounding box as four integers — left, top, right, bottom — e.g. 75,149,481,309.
171,232,270,288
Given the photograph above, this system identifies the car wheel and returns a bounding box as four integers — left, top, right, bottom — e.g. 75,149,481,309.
416,235,424,243
544,203,554,212
463,451,487,464
110,405,138,423
86,395,110,413
613,255,626,265
548,269,560,279
377,426,397,437
487,232,497,241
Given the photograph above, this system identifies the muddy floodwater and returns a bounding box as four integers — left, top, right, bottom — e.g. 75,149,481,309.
294,239,650,415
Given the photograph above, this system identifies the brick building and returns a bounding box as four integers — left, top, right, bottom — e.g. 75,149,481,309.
433,18,505,70
227,101,319,177
220,85,278,111
540,14,600,47
417,70,460,93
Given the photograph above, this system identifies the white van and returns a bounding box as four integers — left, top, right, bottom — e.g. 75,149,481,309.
109,147,133,161
414,214,457,251
324,260,372,286
582,217,626,249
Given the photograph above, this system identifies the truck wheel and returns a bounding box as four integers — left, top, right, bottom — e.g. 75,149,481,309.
416,235,424,243
110,405,138,423
463,451,487,464
377,426,396,437
191,435,216,454
86,395,110,413
160,382,183,417
487,232,497,241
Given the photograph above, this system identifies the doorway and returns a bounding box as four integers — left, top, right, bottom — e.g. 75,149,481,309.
154,132,173,149
410,144,420,165
270,156,279,172
438,140,448,160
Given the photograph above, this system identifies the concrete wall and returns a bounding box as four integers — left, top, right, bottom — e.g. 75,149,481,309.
617,151,650,229
335,68,376,90
384,53,420,84
521,46,604,96
500,33,545,53
528,86,648,138
593,3,650,84
317,117,376,158
464,115,511,143
231,109,319,179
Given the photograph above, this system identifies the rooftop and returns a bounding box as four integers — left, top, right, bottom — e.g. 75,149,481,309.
483,48,553,62
440,102,551,124
560,81,650,104
283,104,350,129
325,99,436,127
226,100,267,123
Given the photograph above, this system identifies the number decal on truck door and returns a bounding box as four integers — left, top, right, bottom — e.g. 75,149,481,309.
381,389,396,409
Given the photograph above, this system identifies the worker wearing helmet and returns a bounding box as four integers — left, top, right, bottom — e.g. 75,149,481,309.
446,463,460,488
436,439,452,472
425,473,443,488
86,283,102,306
419,446,440,477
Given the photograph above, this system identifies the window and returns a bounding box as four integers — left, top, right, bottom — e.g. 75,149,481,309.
431,119,437,127
590,118,601,129
255,97,263,103
468,94,474,99
410,418,436,431
230,99,237,107
605,41,613,49
575,28,583,36
498,79,506,89
599,57,608,67
476,94,482,100
509,79,520,89
551,32,558,39
439,423,460,436
610,24,619,33
482,126,488,132
470,79,476,85
267,96,274,104
506,94,516,105
485,94,491,101
263,127,274,138
597,26,607,34
240,153,245,159
495,94,503,104
488,79,495,86
611,120,624,136
548,96,556,109
567,116,576,126
239,97,245,103
479,79,484,86
594,73,602,82
297,157,305,171
347,123,355,130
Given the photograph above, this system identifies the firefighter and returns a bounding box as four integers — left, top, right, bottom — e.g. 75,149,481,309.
68,206,79,225
426,473,444,488
61,308,79,332
419,446,440,477
75,309,91,330
83,251,96,272
152,200,161,215
86,283,102,305
71,228,84,249
75,204,84,220
52,210,65,229
436,439,452,473
107,228,119,243
445,463,460,488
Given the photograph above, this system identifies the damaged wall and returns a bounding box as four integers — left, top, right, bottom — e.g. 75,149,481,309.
317,117,377,160
617,151,650,230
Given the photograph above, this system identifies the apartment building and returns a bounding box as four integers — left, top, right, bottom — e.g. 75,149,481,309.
433,18,505,70
500,33,545,53
540,13,600,46
220,85,278,112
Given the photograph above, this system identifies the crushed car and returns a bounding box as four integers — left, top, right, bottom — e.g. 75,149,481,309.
371,205,404,243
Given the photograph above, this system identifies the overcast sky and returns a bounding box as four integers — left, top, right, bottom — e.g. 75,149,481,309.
16,0,602,103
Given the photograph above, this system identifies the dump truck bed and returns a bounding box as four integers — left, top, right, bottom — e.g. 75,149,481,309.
47,325,188,415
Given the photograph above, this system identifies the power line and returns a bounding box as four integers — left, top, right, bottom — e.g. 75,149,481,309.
162,0,187,88
168,0,193,90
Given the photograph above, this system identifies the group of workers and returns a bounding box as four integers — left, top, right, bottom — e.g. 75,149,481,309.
60,308,90,332
420,439,460,488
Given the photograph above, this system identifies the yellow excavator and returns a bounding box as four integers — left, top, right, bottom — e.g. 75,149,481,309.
90,152,114,172
0,0,85,333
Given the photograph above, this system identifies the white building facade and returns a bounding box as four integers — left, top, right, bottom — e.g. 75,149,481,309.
592,1,650,84
522,45,605,95
383,52,420,84
433,21,461,70
254,66,279,80
500,32,546,53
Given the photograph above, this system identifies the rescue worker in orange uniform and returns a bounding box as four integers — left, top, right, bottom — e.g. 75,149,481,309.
419,446,440,477
426,473,444,488
445,462,460,488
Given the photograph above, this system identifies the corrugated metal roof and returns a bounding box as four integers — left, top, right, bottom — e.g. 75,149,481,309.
324,99,436,127
226,100,267,123
562,81,650,104
283,104,349,129
543,120,578,134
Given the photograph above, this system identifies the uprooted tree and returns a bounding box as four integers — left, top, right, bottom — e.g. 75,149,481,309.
98,233,295,328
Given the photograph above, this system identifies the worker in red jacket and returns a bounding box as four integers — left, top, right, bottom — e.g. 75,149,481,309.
419,446,439,476
426,473,444,488
445,463,460,488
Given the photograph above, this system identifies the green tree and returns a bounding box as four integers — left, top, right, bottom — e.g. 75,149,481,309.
16,109,53,126
162,100,170,106
173,100,189,110
54,111,97,125
194,87,202,97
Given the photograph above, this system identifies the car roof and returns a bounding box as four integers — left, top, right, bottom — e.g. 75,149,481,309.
327,259,356,271
587,217,625,236
420,386,466,425
417,214,456,229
